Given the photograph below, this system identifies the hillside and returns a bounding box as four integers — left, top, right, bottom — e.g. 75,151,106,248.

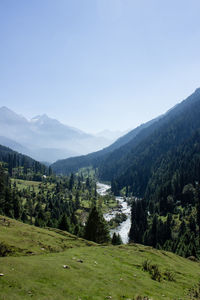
0,215,96,256
51,116,160,175
0,144,48,179
0,216,199,300
103,88,200,196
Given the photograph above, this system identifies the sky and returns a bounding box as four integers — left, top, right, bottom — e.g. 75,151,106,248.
0,0,200,134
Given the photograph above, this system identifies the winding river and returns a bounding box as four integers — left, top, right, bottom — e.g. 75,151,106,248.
97,182,131,244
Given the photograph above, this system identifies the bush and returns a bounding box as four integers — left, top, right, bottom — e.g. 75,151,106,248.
150,264,162,282
111,232,123,245
164,270,176,281
0,242,13,257
142,260,162,282
142,259,152,272
188,281,200,299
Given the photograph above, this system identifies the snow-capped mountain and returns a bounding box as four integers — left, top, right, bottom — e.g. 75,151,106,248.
0,107,114,162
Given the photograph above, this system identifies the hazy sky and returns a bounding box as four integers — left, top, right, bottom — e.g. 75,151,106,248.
1,0,200,133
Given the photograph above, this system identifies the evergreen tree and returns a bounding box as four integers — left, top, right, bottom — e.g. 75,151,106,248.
129,200,137,242
58,214,70,232
84,206,110,243
86,177,90,189
165,213,172,240
151,214,158,248
129,219,139,243
111,232,122,245
75,191,80,209
129,199,147,243
69,173,74,191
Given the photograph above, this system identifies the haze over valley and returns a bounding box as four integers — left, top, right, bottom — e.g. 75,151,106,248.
0,106,124,163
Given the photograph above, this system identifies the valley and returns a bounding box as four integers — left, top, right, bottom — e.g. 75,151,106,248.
1,2,200,298
0,89,200,299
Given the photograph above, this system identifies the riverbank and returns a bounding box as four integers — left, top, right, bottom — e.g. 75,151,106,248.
97,182,131,244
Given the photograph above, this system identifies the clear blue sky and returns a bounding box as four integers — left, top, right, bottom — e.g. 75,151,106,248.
0,0,200,133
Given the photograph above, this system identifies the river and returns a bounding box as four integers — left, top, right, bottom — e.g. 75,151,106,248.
97,182,131,244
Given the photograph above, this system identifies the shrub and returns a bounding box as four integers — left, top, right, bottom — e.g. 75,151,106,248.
142,260,162,282
164,270,176,281
150,264,162,282
0,242,13,257
188,281,200,298
142,259,152,272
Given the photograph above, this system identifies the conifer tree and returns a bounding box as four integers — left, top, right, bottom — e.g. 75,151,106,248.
84,206,110,243
58,214,70,232
151,214,158,248
69,173,74,191
111,232,122,245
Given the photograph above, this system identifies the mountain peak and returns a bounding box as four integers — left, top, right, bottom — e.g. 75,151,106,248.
0,106,27,123
31,114,50,122
0,106,14,113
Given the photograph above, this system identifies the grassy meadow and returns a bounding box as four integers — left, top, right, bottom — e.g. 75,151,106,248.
0,216,199,300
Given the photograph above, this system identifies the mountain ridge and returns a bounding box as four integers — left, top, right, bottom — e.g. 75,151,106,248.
0,107,115,162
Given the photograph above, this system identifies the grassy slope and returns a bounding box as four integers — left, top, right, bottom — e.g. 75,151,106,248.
0,216,96,255
0,216,199,300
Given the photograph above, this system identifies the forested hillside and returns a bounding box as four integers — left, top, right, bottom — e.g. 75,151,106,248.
51,116,160,174
108,88,200,197
0,146,115,241
0,144,49,180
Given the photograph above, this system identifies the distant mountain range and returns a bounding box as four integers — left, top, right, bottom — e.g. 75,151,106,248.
0,107,119,162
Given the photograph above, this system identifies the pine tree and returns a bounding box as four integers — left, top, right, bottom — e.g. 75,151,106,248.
75,192,80,209
129,200,137,242
112,232,122,245
86,177,90,189
165,213,172,240
69,174,74,191
151,214,158,248
129,219,139,243
84,206,110,243
58,214,70,232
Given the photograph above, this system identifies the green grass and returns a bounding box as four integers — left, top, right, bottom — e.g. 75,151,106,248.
0,216,96,256
0,216,199,300
11,178,41,191
11,179,55,193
